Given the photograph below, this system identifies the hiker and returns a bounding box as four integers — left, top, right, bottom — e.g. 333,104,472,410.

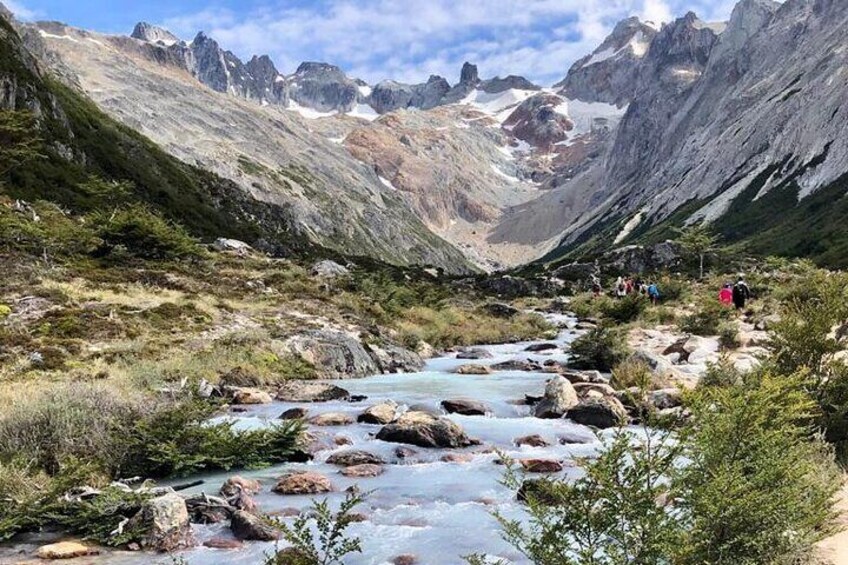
719,283,733,306
615,276,627,298
732,276,751,310
647,282,660,305
625,277,635,295
591,275,602,298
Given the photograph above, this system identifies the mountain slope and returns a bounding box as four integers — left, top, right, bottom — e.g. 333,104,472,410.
20,19,471,271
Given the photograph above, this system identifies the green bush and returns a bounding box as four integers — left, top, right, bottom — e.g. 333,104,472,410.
599,293,647,324
679,301,733,336
568,326,630,372
90,204,202,261
717,322,740,350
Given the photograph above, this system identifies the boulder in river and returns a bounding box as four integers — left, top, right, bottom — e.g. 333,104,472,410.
340,464,384,478
456,348,493,360
36,541,100,559
392,554,419,565
279,407,309,420
276,381,350,402
367,342,424,373
441,398,489,416
524,343,558,352
491,359,543,371
284,330,380,379
126,492,194,552
326,450,386,467
220,476,262,498
228,387,272,405
572,382,617,398
533,377,579,419
375,411,474,448
454,364,492,375
230,509,280,541
310,412,354,426
357,401,397,424
514,434,550,447
203,538,244,550
274,472,334,495
519,459,564,473
566,397,628,429
185,494,233,524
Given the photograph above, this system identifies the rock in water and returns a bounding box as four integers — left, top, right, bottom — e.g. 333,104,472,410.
533,376,579,419
340,464,384,477
220,476,262,498
566,397,628,429
228,387,272,405
514,434,550,447
230,510,279,541
357,401,397,424
280,407,309,420
284,330,380,379
326,450,386,467
375,411,473,448
309,412,354,426
127,492,194,551
273,472,334,495
519,459,564,473
454,364,492,375
276,381,350,402
441,398,489,416
36,541,100,559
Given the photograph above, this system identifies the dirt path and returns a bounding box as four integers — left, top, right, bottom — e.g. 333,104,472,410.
817,481,848,564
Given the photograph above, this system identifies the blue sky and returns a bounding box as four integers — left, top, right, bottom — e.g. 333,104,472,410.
6,0,743,85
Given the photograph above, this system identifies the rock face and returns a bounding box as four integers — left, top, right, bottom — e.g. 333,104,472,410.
230,509,279,541
566,397,628,429
131,22,180,46
286,331,379,379
369,76,451,113
534,377,580,419
310,259,350,278
127,493,194,552
274,472,334,495
289,61,361,112
375,411,474,448
504,93,573,148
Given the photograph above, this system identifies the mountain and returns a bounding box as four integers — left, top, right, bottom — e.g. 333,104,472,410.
1,14,471,272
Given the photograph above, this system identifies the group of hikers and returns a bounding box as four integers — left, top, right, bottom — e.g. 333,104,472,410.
591,274,752,310
592,275,661,304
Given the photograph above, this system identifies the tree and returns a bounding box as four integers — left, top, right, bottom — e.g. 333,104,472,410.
0,109,43,178
676,225,719,279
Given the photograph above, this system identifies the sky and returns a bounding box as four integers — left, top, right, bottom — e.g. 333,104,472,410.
5,0,741,85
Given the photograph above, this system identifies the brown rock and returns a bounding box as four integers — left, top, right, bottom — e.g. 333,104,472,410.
514,434,550,447
440,453,474,463
519,459,564,473
440,398,489,416
230,509,279,541
280,407,309,420
36,541,99,559
454,364,492,375
357,401,398,424
326,450,386,466
230,387,273,405
340,464,384,478
310,412,354,426
220,476,262,498
392,555,418,565
274,472,334,495
375,411,473,448
203,537,244,550
333,435,353,446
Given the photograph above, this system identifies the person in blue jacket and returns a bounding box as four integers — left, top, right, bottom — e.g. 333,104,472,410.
647,282,660,305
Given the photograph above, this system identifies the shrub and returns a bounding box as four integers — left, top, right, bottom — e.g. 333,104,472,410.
266,491,364,565
656,275,688,302
90,204,202,261
678,370,841,564
717,322,740,350
599,293,647,324
610,358,668,391
568,326,630,372
679,301,732,336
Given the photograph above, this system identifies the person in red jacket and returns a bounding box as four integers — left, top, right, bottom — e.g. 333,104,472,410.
719,283,733,306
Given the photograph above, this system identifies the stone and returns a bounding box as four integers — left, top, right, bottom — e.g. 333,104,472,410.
333,435,353,446
572,382,616,398
229,387,272,405
220,476,262,498
650,388,683,410
533,377,579,419
524,343,558,352
441,453,475,463
566,397,628,429
394,446,418,460
483,302,520,318
127,492,194,552
392,554,418,565
274,472,334,495
276,381,350,402
357,401,397,424
230,510,280,541
454,364,492,375
340,464,384,477
279,407,309,420
367,342,424,373
519,459,564,473
203,537,244,550
456,348,493,360
491,359,543,372
185,494,233,524
440,398,489,416
310,412,354,426
375,411,474,448
514,434,550,447
310,259,350,278
326,450,386,467
558,432,595,444
213,238,252,254
36,541,99,559
272,547,314,564
284,330,380,379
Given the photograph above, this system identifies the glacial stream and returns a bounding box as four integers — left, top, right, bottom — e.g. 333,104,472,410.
13,313,609,565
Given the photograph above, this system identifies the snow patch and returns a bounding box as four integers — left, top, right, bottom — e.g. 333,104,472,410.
614,209,647,244
327,136,346,144
629,31,650,57
378,176,398,190
554,98,627,145
86,37,106,47
358,85,372,97
457,88,537,124
347,103,379,121
490,164,519,183
582,47,616,67
38,31,79,42
286,100,336,120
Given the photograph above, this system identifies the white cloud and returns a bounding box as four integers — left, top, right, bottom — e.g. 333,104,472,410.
159,0,740,86
4,0,39,21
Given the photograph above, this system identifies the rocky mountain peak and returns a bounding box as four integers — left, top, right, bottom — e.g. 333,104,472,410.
479,75,539,94
709,0,778,62
0,2,13,22
459,62,479,85
295,61,344,78
131,22,180,46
